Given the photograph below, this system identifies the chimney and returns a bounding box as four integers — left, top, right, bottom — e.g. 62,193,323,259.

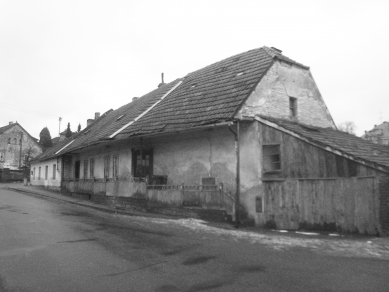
132,97,138,102
87,119,94,127
9,121,13,125
158,73,166,88
95,112,100,119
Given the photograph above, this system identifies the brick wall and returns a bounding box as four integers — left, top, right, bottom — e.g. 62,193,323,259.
379,176,389,235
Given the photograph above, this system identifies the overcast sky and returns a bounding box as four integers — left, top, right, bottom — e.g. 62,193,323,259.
1,0,388,139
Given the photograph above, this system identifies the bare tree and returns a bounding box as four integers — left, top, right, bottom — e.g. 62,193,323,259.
338,121,356,135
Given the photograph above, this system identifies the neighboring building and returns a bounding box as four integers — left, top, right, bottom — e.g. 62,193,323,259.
362,122,389,145
0,122,43,170
30,46,389,235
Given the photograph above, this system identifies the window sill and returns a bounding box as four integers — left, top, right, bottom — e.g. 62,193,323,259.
263,170,282,175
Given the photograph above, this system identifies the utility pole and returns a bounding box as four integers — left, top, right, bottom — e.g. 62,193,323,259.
59,117,62,136
19,132,23,169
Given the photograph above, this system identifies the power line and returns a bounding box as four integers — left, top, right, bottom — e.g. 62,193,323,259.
2,102,58,119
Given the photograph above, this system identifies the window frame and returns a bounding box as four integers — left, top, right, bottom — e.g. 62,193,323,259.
83,160,88,179
263,144,282,173
89,158,95,179
112,155,118,179
132,149,153,178
53,164,56,180
104,156,110,179
289,97,297,118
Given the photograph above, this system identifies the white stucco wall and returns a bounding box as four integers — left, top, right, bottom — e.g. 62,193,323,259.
237,60,335,128
30,157,61,190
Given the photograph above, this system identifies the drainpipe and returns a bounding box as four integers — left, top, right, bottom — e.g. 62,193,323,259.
19,132,23,169
228,121,240,228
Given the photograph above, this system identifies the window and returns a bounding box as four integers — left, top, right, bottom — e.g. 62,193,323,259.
0,152,4,161
132,149,153,177
53,164,56,179
38,167,41,180
19,139,21,145
112,155,118,178
13,138,17,145
104,156,110,178
33,167,35,180
289,97,297,118
263,145,281,172
90,158,95,178
45,166,48,180
83,160,88,178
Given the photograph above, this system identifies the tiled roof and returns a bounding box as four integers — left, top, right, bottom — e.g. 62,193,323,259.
115,47,277,138
35,46,306,160
258,116,389,172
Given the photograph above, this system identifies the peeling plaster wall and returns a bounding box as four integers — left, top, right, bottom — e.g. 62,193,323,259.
59,124,264,222
0,124,43,170
238,60,335,128
30,157,61,190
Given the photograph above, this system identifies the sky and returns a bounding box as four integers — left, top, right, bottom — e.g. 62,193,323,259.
1,0,388,139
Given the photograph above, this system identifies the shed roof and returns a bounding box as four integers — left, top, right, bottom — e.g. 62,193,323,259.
257,116,389,173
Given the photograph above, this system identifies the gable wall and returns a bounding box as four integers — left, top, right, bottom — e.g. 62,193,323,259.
0,124,43,170
238,60,335,128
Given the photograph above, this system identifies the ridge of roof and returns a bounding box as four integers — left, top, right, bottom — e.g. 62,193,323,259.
256,115,389,172
262,46,310,70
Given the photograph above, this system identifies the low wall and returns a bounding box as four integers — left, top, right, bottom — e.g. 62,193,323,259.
0,169,24,182
262,177,381,235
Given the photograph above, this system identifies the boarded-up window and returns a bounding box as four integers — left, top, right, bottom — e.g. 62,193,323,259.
39,167,41,179
45,166,48,180
33,167,35,180
53,164,56,179
263,145,281,172
0,152,4,161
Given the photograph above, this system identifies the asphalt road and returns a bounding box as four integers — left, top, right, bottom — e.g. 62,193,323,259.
0,187,388,292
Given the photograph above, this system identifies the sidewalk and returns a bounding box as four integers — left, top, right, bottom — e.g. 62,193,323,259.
0,182,175,220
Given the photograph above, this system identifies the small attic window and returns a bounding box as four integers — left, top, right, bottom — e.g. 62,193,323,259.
289,97,297,118
190,85,196,88
236,72,244,77
117,114,124,121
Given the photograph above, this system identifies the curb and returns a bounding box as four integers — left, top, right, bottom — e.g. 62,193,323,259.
5,187,169,219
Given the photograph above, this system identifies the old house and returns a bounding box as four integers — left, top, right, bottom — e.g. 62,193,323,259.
30,47,389,235
0,122,43,181
362,122,389,145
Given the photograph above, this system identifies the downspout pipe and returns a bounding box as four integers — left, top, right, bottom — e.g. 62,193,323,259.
228,121,240,228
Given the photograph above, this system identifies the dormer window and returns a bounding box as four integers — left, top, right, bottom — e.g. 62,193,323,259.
289,97,297,118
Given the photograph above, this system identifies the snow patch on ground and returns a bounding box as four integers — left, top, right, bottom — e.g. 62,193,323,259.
143,217,389,260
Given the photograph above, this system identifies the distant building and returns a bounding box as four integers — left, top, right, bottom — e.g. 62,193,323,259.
362,122,389,145
0,122,43,170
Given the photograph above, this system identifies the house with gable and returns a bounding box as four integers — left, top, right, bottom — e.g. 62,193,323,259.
30,47,389,235
0,121,43,181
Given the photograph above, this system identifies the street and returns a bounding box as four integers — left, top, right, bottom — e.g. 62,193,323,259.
0,186,388,292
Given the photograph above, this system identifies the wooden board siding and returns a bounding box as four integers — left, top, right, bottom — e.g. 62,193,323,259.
262,177,380,235
259,123,384,179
